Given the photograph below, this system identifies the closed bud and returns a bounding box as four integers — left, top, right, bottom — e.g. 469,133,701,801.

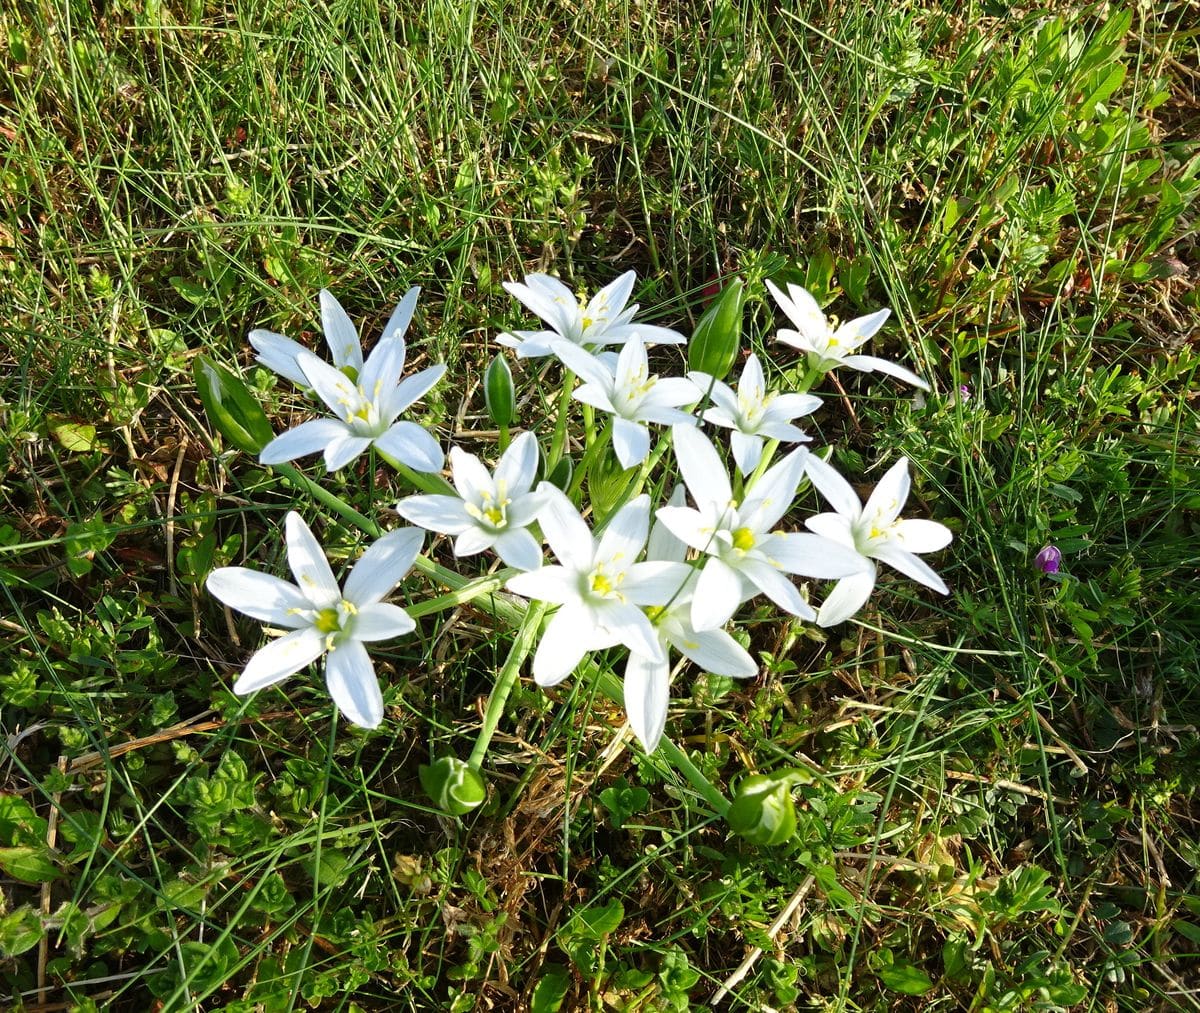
484,354,516,427
194,356,275,454
687,277,745,381
419,756,486,817
727,771,800,846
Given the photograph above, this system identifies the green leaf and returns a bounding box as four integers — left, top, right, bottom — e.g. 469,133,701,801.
193,356,275,455
170,276,210,305
0,845,62,883
51,421,99,453
529,965,571,1013
65,515,115,578
0,906,43,957
878,960,934,995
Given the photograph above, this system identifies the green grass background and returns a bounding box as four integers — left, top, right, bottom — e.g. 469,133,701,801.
2,1,1198,1009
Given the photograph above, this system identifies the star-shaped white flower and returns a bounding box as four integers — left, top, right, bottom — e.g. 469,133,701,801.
803,454,952,626
689,353,821,474
623,488,757,752
553,336,700,468
256,290,445,473
505,487,692,687
206,512,423,728
766,281,930,391
656,426,867,631
395,431,548,571
498,270,685,358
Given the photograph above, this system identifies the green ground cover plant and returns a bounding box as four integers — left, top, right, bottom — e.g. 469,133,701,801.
2,1,1198,1010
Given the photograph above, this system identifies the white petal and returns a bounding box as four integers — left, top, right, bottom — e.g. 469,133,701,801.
768,392,822,420
506,489,550,528
840,354,930,391
766,279,826,338
259,419,350,465
533,604,595,686
285,512,340,608
374,421,444,472
621,561,694,606
654,505,715,554
614,334,648,392
351,601,416,641
871,543,949,594
817,568,878,627
358,337,407,405
757,420,811,443
646,485,688,561
506,565,578,605
803,453,862,519
453,527,495,555
320,290,364,374
589,270,636,320
834,307,891,349
741,447,807,531
385,363,446,419
863,458,912,526
604,322,686,345
641,377,701,410
536,484,593,569
597,601,664,660
491,528,544,571
379,286,419,344
323,435,373,472
596,494,650,565
737,558,815,621
395,495,473,535
206,568,312,627
803,512,856,548
671,626,757,678
552,339,613,387
730,430,763,475
894,518,953,553
249,330,312,387
671,424,732,507
494,431,540,496
612,417,650,469
325,640,383,728
624,651,670,752
497,329,557,358
506,276,573,334
739,354,766,403
692,374,738,416
298,352,358,422
573,383,617,414
760,531,870,579
691,558,742,631
448,446,494,502
343,526,424,605
234,626,325,694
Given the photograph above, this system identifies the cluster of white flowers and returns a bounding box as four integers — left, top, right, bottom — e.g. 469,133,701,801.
207,272,951,753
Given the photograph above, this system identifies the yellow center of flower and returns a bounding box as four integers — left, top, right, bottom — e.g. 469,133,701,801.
590,572,613,595
314,608,341,634
732,527,756,552
484,505,505,526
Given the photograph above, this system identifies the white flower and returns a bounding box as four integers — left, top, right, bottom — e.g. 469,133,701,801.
250,287,419,387
656,426,868,631
498,270,685,358
553,336,699,468
766,280,930,391
623,488,757,752
257,291,445,473
505,487,692,687
395,431,547,571
803,454,953,626
689,353,821,474
206,512,423,728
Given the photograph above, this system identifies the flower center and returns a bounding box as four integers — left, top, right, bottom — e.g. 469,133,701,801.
312,600,358,648
465,488,511,530
731,527,757,552
585,562,625,602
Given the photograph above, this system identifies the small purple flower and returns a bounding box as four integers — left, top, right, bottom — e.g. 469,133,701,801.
959,384,972,400
1035,545,1062,574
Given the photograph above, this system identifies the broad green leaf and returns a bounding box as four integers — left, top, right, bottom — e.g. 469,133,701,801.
878,960,934,996
51,421,99,453
529,965,571,1013
0,906,43,957
0,845,62,883
193,356,274,454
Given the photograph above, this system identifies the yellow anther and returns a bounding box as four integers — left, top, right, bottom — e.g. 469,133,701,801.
732,527,756,552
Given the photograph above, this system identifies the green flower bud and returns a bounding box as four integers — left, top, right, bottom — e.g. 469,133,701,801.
193,356,275,455
727,771,799,846
687,277,745,381
484,354,516,427
419,756,486,817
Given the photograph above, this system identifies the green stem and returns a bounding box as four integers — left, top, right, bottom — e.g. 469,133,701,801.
567,417,613,499
467,601,549,770
374,449,457,496
546,368,576,472
274,463,382,537
497,423,510,454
